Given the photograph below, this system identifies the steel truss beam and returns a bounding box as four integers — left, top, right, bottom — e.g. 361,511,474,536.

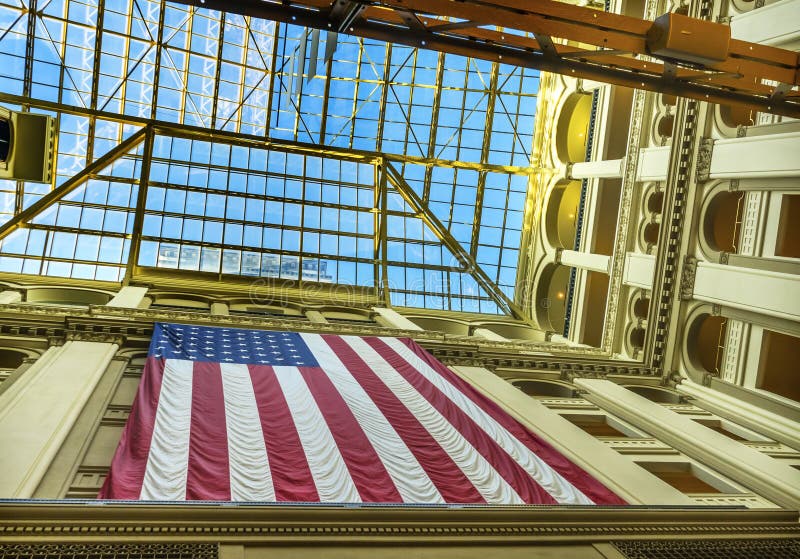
384,162,527,320
173,0,800,118
0,92,532,175
0,92,519,311
0,127,149,243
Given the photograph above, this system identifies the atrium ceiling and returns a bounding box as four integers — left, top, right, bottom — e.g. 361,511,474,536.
0,0,540,315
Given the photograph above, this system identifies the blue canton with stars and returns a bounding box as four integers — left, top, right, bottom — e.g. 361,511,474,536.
149,323,319,367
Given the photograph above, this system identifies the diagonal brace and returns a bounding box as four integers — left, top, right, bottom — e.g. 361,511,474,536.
384,162,528,321
0,126,148,243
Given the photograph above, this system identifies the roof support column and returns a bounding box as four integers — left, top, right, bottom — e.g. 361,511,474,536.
0,290,22,305
708,132,800,180
676,377,800,451
372,307,422,330
451,366,694,505
570,158,624,180
106,286,149,309
576,378,800,509
0,339,119,497
558,249,611,274
690,260,800,324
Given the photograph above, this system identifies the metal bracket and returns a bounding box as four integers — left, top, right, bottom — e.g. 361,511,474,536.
328,0,368,33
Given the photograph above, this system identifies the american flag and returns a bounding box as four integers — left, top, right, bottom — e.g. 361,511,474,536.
99,323,624,504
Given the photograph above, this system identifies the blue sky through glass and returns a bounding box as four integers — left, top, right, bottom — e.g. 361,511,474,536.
0,0,539,314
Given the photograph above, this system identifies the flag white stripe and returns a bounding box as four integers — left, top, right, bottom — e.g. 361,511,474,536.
272,366,361,503
219,363,275,502
344,336,524,505
381,337,594,505
302,334,445,504
140,359,193,500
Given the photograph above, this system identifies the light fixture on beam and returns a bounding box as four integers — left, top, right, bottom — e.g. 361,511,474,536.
0,108,56,184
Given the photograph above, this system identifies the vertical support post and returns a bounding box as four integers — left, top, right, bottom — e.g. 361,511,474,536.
124,126,155,283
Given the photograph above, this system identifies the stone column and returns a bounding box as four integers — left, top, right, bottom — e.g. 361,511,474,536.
730,0,800,47
709,132,800,180
451,366,693,505
559,249,611,274
571,159,623,180
676,378,800,451
691,261,800,324
305,310,328,323
0,355,38,398
622,253,655,290
734,177,800,192
0,290,22,304
635,146,670,182
471,328,508,342
0,337,119,497
210,301,229,316
106,286,148,309
372,307,423,330
724,254,800,276
576,378,800,509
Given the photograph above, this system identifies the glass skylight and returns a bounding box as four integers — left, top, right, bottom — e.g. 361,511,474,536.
0,0,539,315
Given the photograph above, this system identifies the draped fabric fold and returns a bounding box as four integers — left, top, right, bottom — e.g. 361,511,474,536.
99,323,625,505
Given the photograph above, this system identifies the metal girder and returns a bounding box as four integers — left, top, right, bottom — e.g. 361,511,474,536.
0,127,149,243
384,162,528,320
124,126,155,284
329,0,368,33
172,0,800,118
0,91,534,175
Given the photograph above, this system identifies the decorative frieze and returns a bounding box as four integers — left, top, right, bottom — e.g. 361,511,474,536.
613,538,800,558
0,544,217,559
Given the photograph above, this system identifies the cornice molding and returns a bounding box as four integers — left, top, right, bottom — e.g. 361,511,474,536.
0,503,796,542
0,302,658,376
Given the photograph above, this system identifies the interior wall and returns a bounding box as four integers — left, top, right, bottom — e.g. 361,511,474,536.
758,330,800,402
775,194,800,258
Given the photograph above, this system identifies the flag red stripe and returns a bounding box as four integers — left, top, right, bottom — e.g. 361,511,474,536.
248,365,319,502
297,366,403,502
98,357,164,499
186,362,231,500
396,338,626,505
366,337,557,505
322,335,486,504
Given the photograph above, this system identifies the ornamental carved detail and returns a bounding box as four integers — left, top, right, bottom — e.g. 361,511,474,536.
695,137,714,182
601,86,648,353
680,256,698,300
66,331,126,345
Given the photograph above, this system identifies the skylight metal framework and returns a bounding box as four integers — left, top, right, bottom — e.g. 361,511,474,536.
0,0,538,317
178,0,800,117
